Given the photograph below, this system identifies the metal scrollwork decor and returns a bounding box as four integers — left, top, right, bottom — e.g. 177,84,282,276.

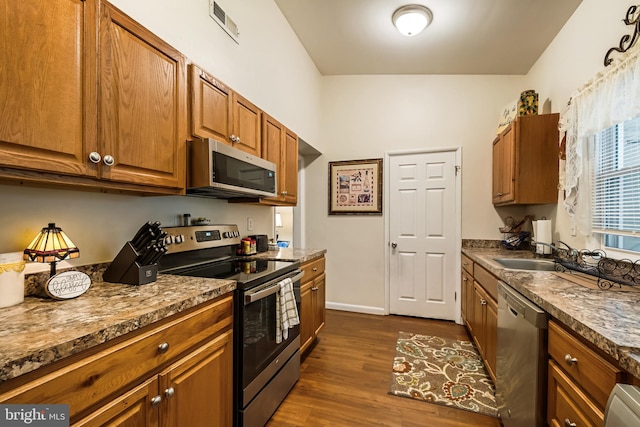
604,5,640,66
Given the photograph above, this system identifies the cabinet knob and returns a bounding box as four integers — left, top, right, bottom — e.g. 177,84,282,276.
311,286,319,291
312,267,318,272
103,155,115,166
164,387,175,399
88,152,101,164
564,419,577,427
281,191,288,196
463,277,468,282
158,342,170,354
496,192,503,197
230,134,239,143
564,354,578,366
480,299,487,305
150,396,162,407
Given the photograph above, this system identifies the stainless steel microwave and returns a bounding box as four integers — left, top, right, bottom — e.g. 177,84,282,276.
187,138,276,198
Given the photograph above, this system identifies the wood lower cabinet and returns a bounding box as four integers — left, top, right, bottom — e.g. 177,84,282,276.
492,113,559,206
0,295,233,426
547,320,627,427
300,256,326,353
460,253,497,381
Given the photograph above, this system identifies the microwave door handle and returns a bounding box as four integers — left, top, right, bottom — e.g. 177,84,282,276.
243,270,305,305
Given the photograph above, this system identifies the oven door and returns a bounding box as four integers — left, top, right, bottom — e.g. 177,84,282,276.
239,270,303,408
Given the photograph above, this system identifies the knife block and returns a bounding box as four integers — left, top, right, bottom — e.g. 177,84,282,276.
102,242,157,286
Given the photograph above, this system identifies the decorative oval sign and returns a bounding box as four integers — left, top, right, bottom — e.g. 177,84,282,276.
45,271,92,300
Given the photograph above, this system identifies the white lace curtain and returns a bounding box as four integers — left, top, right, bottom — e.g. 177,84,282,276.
560,45,640,235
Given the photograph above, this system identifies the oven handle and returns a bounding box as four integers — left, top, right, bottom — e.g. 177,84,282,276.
244,270,304,305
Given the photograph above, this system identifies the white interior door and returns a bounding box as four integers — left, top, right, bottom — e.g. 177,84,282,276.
388,150,459,320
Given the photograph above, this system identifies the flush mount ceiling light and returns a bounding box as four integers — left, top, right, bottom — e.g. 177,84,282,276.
392,4,433,37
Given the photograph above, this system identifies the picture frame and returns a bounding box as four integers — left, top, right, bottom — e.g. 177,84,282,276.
328,158,383,215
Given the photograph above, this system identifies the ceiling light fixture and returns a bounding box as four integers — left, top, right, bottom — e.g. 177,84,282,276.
392,4,433,37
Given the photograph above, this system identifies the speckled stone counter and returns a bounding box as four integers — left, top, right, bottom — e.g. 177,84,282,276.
462,247,640,379
0,274,235,383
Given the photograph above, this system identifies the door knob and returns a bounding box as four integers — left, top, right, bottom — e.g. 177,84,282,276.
391,242,397,248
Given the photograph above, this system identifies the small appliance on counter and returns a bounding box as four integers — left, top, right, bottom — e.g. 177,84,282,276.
103,221,167,285
249,235,269,253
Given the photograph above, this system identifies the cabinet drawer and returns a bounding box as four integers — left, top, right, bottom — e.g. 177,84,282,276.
0,295,233,419
473,263,498,301
302,256,325,283
548,360,603,427
461,253,473,275
548,320,623,409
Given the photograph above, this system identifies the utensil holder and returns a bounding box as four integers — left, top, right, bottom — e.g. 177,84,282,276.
103,242,157,286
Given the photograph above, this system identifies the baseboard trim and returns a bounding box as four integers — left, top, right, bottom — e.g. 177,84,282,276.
325,302,385,315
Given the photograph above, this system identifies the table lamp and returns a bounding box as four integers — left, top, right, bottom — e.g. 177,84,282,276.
23,223,80,277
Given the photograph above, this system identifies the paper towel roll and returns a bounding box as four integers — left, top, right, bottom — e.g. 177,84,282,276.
536,220,552,254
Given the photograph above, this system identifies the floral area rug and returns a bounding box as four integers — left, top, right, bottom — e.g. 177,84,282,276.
388,331,498,418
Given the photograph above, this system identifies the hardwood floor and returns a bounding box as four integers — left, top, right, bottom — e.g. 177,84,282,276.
267,310,503,427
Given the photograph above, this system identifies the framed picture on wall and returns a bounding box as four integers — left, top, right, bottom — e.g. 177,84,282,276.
328,158,383,215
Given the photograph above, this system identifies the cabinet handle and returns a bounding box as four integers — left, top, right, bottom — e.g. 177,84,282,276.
88,152,101,164
496,193,503,197
312,267,318,272
164,387,175,399
564,354,578,366
150,396,162,407
158,342,170,354
103,155,115,166
564,418,577,427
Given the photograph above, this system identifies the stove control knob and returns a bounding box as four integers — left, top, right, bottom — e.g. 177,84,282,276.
175,235,184,244
223,232,230,238
234,231,240,237
164,235,174,245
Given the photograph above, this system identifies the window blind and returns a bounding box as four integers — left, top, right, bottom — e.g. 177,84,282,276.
592,117,640,236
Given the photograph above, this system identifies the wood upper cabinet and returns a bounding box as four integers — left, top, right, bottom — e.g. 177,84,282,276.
231,92,261,157
188,64,261,157
260,114,298,205
492,113,559,205
0,0,98,177
189,64,232,142
98,1,186,189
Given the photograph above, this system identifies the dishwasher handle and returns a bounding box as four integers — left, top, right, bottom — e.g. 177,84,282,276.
498,281,549,329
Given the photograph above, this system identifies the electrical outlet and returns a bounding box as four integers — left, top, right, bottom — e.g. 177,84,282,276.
570,224,577,236
247,217,254,231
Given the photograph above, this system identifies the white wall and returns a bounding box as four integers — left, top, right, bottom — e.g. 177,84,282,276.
524,0,633,248
0,0,322,270
307,75,526,311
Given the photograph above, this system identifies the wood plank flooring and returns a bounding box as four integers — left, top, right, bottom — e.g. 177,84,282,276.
267,310,502,427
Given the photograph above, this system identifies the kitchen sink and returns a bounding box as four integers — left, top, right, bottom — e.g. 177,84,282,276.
493,257,556,271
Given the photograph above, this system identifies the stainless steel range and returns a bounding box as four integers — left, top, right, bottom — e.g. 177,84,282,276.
157,224,303,427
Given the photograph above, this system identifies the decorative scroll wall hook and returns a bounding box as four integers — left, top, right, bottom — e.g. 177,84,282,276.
604,5,640,66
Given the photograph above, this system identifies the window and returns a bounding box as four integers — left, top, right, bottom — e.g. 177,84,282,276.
593,116,640,252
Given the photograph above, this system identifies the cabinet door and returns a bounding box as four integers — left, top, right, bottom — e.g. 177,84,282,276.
0,0,98,177
262,113,284,202
159,330,233,427
231,93,261,157
99,2,186,189
461,269,474,330
312,273,326,337
300,281,314,353
189,64,231,141
492,125,515,204
484,297,497,381
547,361,603,427
281,129,299,205
72,377,159,427
471,283,486,355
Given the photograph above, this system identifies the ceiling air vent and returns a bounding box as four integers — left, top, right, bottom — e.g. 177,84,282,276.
209,0,239,44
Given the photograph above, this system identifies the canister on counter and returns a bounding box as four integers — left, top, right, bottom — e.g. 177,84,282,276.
0,252,26,308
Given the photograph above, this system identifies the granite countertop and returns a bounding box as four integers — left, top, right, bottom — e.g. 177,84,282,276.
0,248,327,385
462,247,640,379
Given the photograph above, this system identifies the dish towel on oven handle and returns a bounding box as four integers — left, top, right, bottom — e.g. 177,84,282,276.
276,277,299,344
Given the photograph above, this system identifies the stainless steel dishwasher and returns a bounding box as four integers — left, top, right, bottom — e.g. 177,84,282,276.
496,281,549,427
